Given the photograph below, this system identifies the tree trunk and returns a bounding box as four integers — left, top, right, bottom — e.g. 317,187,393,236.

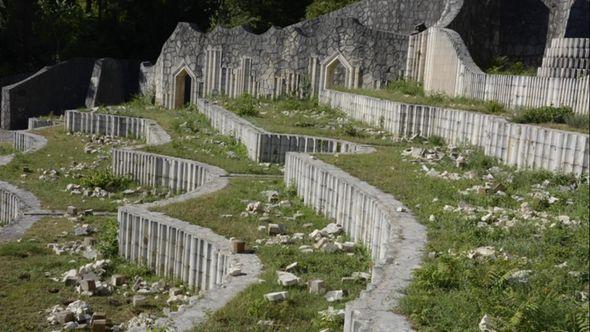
85,0,92,13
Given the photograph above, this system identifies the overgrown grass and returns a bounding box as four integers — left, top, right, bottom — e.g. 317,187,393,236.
0,127,147,211
92,103,281,175
340,80,588,133
338,80,507,115
217,95,396,145
0,142,16,156
155,178,372,331
318,143,589,331
511,106,589,133
0,216,169,330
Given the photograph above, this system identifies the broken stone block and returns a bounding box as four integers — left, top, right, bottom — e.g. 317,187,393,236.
80,279,96,293
277,271,300,286
231,239,246,254
62,269,79,286
83,237,96,247
66,206,78,217
55,311,76,324
111,274,127,287
228,267,243,277
264,291,288,302
325,290,345,302
91,319,107,332
351,272,371,281
132,295,146,307
308,279,326,295
267,223,285,236
284,262,298,271
321,242,339,253
320,223,342,236
63,321,79,330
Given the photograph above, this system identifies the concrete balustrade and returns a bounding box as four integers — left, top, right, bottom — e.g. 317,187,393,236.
321,89,589,175
0,181,43,241
284,152,425,332
0,185,20,225
197,99,372,163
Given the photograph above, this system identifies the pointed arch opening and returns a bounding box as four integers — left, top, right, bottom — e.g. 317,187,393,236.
173,66,196,109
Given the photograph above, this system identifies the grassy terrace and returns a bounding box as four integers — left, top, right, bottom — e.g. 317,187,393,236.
92,101,281,175
336,81,590,134
155,178,371,331
319,143,589,331
0,142,16,156
0,126,152,211
0,216,172,331
209,96,589,330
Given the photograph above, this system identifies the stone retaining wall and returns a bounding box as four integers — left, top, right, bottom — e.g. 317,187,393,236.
284,153,425,332
197,99,372,163
112,149,226,194
406,28,590,115
65,110,171,146
321,89,590,175
67,111,261,330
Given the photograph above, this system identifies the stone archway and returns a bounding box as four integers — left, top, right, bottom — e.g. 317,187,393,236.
173,67,196,109
320,53,359,91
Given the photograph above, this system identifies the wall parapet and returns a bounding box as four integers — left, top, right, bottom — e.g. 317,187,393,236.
321,89,589,175
197,99,373,163
284,152,425,332
406,28,590,115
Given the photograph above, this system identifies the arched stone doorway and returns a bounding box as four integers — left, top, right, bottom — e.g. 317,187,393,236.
173,67,196,109
320,53,359,91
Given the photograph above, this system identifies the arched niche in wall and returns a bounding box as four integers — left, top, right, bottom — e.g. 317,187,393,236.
172,66,197,109
320,53,359,91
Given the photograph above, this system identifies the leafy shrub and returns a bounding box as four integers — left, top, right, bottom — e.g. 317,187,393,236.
341,123,362,137
80,169,133,192
428,135,446,146
512,106,574,124
230,94,259,117
96,218,118,259
484,101,505,114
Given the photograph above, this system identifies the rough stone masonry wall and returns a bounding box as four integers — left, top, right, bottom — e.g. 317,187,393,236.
283,153,425,332
196,99,372,163
153,17,409,107
321,89,590,175
66,111,261,330
406,28,590,115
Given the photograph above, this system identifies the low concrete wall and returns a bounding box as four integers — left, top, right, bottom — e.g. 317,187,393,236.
321,89,590,175
284,153,425,332
112,149,225,194
65,110,171,146
67,112,261,330
0,184,20,225
197,99,372,163
28,118,58,130
406,29,590,115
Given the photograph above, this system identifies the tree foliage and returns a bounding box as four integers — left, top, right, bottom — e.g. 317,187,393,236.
0,0,357,76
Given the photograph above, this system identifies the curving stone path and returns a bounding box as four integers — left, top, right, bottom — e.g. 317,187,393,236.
196,99,425,331
0,129,49,242
65,110,263,331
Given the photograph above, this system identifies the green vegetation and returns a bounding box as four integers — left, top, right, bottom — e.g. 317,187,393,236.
338,80,508,115
0,142,16,156
0,216,170,330
155,177,371,331
318,142,589,331
486,56,537,76
93,101,280,174
342,80,589,133
218,95,395,145
305,0,356,19
0,126,150,211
